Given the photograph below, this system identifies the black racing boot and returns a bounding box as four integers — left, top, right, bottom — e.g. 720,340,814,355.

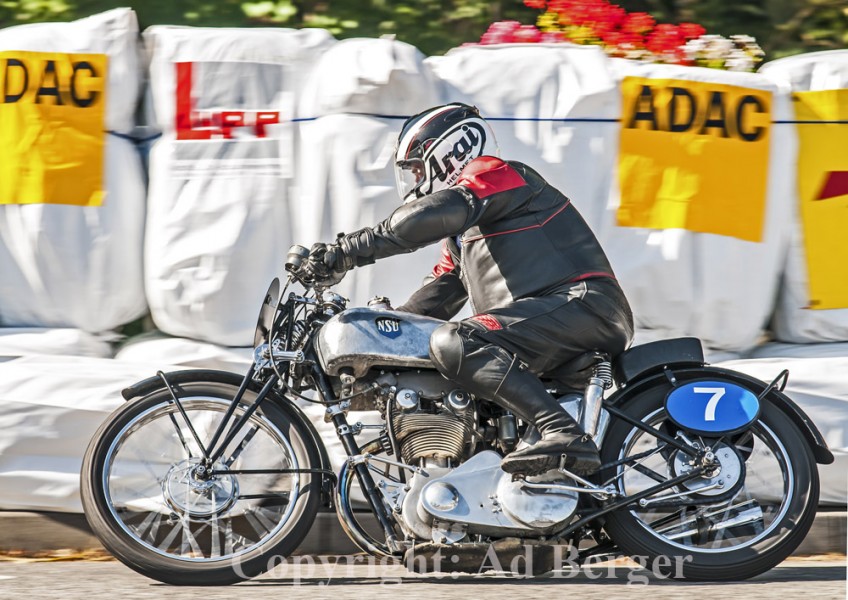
429,323,601,478
496,367,601,477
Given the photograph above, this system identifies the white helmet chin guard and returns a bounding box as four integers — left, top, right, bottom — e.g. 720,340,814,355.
394,103,499,203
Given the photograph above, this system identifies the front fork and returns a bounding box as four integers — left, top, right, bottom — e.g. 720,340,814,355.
310,363,403,554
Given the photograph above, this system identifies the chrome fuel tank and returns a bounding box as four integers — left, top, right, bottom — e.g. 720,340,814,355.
314,308,446,377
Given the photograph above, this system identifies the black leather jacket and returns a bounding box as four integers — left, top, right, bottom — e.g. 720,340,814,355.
335,156,618,319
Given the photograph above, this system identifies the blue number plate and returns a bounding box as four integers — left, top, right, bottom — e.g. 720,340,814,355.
664,380,760,436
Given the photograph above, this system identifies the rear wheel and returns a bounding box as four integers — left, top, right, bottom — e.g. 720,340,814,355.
81,381,321,585
600,379,818,581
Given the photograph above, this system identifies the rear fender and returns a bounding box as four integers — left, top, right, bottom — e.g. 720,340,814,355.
608,365,834,465
121,369,336,506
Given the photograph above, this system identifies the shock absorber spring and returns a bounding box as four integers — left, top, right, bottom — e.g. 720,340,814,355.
594,361,613,389
289,321,308,349
580,360,612,440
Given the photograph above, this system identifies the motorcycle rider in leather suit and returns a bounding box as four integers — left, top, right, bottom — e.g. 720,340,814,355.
303,103,634,476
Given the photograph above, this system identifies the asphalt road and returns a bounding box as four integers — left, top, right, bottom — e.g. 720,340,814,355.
0,557,845,600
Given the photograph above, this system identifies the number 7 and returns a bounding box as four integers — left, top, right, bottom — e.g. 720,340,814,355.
693,387,726,421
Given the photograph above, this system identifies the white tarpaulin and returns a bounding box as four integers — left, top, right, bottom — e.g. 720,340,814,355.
426,44,619,232
142,26,334,345
760,50,848,90
716,357,848,506
293,38,446,309
0,136,147,332
115,332,253,372
750,341,848,360
0,356,176,512
143,131,299,346
143,25,335,132
759,50,848,343
0,328,112,359
0,349,379,511
1,350,840,511
113,333,379,506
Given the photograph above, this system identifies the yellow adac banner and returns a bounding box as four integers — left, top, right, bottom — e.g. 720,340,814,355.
617,77,772,242
0,51,107,207
794,89,848,310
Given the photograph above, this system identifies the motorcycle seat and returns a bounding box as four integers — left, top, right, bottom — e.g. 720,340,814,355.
612,337,705,387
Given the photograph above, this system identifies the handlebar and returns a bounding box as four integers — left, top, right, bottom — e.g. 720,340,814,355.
285,244,311,276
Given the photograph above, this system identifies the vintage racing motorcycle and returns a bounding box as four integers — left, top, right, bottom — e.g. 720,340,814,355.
81,245,834,585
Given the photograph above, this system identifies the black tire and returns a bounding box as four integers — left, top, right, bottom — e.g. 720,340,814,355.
600,378,819,581
81,381,321,585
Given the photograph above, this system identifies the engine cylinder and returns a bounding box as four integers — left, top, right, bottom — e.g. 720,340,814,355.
391,408,474,465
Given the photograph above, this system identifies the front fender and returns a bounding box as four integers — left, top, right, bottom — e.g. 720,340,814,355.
608,365,834,465
121,369,336,505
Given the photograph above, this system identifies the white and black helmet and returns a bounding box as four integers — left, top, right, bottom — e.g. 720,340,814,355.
394,103,499,203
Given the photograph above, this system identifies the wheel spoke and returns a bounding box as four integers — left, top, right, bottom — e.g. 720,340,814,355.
224,425,259,467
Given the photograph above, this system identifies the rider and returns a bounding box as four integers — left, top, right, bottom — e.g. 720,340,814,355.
303,103,634,476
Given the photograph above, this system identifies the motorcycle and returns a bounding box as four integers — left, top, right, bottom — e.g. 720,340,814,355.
81,244,834,585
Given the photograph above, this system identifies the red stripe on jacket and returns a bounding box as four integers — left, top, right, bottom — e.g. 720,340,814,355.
456,156,526,199
432,240,457,278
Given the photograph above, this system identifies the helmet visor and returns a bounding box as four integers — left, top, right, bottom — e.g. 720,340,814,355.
395,158,426,204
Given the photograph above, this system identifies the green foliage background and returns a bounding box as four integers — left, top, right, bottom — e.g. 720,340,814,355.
0,0,845,59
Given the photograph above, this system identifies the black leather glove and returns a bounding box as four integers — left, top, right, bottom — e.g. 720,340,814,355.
304,242,347,287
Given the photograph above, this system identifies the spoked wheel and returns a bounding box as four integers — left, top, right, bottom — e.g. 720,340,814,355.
600,381,818,581
81,381,321,585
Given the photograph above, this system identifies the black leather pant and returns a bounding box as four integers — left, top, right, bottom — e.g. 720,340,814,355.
429,278,633,428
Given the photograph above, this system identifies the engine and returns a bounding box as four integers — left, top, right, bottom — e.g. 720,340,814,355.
391,392,475,465
340,369,580,543
340,369,476,466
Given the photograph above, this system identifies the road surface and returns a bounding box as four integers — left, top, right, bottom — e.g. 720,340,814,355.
0,556,844,599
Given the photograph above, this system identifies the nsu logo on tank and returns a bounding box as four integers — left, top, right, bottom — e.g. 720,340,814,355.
375,317,402,339
423,119,488,193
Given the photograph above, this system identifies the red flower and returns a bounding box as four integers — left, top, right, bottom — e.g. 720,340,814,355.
523,0,547,9
479,20,524,44
513,25,543,43
646,24,680,48
679,22,706,40
622,12,655,34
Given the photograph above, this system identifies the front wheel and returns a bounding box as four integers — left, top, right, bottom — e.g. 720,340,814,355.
600,378,819,581
81,381,321,585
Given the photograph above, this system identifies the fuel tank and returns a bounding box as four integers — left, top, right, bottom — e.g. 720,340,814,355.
314,308,446,377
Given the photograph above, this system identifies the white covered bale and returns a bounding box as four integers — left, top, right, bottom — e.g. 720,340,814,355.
426,44,619,230
0,356,178,512
749,341,848,360
142,26,335,345
760,50,848,90
598,61,794,353
295,38,445,307
115,332,253,372
0,136,147,332
759,50,848,343
0,9,147,332
300,37,443,117
0,328,113,358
